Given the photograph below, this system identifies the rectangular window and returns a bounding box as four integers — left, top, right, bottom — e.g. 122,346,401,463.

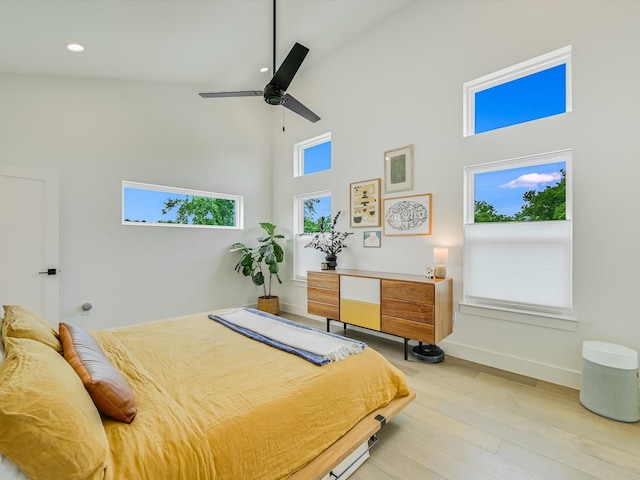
463,150,572,317
294,132,331,177
122,181,243,229
464,46,571,136
293,191,331,280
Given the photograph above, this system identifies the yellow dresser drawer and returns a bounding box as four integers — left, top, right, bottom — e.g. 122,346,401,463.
340,299,381,331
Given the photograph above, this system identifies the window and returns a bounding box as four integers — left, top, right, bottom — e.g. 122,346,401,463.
294,132,331,177
463,46,572,136
463,150,572,318
122,181,243,229
293,191,331,280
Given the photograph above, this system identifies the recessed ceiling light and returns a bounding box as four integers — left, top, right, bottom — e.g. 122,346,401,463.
66,43,85,53
260,67,269,73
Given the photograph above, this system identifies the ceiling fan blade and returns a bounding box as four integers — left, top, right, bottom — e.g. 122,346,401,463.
282,93,320,123
269,43,308,91
199,90,263,98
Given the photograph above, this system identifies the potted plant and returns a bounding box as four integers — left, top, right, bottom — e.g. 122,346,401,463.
303,211,352,269
230,222,284,314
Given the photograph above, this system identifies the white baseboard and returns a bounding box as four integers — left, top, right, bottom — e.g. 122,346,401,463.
439,339,581,389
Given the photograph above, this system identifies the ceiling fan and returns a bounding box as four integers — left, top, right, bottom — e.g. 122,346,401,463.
198,0,320,123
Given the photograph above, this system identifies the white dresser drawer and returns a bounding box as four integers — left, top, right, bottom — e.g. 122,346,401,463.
340,276,380,304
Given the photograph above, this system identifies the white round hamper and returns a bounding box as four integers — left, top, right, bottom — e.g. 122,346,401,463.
580,341,640,423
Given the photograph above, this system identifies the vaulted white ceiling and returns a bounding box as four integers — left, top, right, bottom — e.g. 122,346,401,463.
0,0,413,90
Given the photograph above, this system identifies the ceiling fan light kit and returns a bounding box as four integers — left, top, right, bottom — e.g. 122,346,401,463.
199,0,320,123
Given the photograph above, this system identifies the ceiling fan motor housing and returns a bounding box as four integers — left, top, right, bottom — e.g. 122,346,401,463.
264,83,284,105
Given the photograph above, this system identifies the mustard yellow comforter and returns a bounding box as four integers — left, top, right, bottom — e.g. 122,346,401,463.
94,312,410,480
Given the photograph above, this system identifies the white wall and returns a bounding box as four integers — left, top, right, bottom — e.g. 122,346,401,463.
273,0,640,388
2,0,638,388
0,73,273,328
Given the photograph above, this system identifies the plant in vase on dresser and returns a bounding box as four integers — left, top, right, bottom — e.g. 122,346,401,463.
303,210,352,270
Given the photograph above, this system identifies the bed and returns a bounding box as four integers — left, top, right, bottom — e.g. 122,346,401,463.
0,305,413,480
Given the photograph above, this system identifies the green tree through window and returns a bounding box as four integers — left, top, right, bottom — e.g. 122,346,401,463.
303,198,321,232
302,196,331,233
161,196,236,226
122,181,242,228
474,200,513,223
513,170,566,221
475,170,566,223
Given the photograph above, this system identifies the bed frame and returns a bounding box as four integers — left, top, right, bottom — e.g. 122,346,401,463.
289,391,416,479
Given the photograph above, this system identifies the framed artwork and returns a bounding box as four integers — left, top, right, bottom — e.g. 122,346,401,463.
383,193,432,236
363,231,381,248
350,178,381,228
384,145,414,193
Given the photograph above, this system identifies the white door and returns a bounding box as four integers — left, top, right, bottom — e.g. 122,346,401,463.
0,164,59,323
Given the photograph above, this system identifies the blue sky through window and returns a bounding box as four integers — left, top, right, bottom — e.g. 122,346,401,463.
304,195,331,228
474,161,566,217
475,64,566,134
303,141,331,174
124,187,181,222
313,195,331,219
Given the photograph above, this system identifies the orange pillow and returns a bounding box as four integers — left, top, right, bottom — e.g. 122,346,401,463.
59,322,137,423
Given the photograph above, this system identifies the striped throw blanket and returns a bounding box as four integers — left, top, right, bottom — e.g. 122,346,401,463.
209,308,366,366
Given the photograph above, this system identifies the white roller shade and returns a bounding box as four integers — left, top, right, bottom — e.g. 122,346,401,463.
464,220,572,314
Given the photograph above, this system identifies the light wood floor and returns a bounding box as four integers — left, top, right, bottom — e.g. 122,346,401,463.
282,313,640,480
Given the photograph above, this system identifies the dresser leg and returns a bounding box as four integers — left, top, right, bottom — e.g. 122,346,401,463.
404,339,408,360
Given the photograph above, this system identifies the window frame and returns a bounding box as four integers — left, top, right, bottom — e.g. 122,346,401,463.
462,149,574,325
293,132,332,177
122,180,244,229
292,190,331,281
463,45,572,137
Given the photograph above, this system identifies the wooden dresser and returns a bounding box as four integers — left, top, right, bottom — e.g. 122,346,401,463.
307,269,453,359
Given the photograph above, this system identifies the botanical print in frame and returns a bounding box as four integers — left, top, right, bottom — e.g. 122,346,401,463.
350,178,381,228
384,145,414,193
363,231,381,248
383,193,432,236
